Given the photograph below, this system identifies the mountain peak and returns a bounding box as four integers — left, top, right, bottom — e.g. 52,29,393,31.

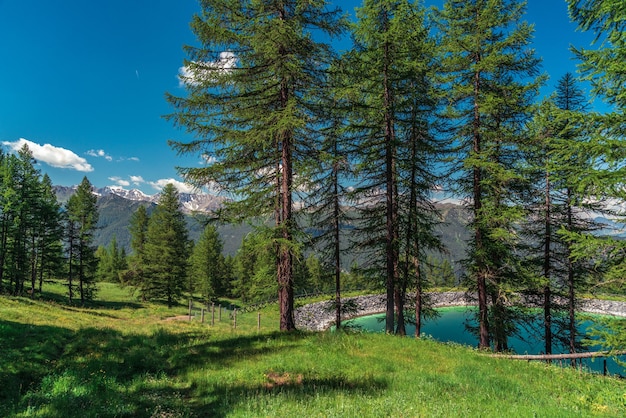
52,185,226,214
98,186,152,202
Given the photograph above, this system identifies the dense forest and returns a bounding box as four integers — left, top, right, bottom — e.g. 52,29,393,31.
2,0,626,356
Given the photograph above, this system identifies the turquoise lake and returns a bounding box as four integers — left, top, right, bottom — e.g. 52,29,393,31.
347,306,626,376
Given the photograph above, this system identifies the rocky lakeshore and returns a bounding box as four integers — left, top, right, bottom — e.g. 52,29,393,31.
294,292,626,331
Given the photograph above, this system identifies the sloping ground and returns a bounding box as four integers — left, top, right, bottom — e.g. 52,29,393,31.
2,293,626,416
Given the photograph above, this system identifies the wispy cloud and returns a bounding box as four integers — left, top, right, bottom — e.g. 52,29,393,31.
149,178,198,194
130,175,144,185
178,51,237,87
200,153,217,165
108,176,130,187
86,149,113,161
2,138,93,172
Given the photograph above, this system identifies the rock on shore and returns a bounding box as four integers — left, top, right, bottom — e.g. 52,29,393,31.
294,292,626,331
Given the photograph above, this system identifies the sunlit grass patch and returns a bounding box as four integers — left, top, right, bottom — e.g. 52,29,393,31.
2,284,626,417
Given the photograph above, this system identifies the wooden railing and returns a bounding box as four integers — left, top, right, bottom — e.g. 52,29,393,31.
489,350,626,376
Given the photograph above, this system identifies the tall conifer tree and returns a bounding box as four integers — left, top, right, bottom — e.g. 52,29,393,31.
143,184,190,307
565,0,626,352
437,0,543,350
346,0,441,335
188,223,224,303
65,176,99,304
524,73,597,358
166,0,346,330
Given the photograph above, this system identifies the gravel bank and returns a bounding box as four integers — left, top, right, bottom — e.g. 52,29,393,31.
295,292,626,331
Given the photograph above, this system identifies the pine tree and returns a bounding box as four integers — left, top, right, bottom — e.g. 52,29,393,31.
166,0,346,331
565,0,626,352
437,0,544,350
143,184,190,307
393,7,444,338
346,0,442,335
231,230,276,303
124,204,150,299
0,146,65,297
306,59,354,330
188,223,224,303
35,174,65,294
523,74,598,358
65,176,99,304
96,236,127,283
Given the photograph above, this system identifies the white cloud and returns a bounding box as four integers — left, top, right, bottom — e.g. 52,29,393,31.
2,138,93,172
130,175,145,185
178,51,237,87
108,176,130,187
200,153,217,165
149,178,198,194
86,149,113,161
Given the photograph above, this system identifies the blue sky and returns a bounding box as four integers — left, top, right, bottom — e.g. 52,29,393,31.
0,0,597,195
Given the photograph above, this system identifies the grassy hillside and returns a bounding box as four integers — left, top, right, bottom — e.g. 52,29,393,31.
1,284,625,417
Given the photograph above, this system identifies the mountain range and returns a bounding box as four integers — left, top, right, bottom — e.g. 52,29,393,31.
53,185,247,255
53,185,226,214
52,185,626,275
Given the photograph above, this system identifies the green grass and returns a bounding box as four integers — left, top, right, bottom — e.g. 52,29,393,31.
1,283,625,417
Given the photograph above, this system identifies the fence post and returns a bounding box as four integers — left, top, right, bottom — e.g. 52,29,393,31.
211,303,215,326
258,312,261,331
189,299,193,320
201,308,205,323
233,308,237,329
219,305,222,321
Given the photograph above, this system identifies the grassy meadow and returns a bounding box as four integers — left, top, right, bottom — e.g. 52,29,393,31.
1,282,626,417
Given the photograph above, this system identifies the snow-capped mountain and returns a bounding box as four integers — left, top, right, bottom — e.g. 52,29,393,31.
96,186,155,202
53,185,226,214
176,192,226,213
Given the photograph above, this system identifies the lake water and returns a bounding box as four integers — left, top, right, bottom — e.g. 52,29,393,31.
348,306,626,376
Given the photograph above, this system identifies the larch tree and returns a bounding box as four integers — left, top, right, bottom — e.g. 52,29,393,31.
436,0,544,350
188,223,225,304
565,0,626,353
523,73,597,358
552,74,601,359
393,5,444,338
143,184,190,308
306,59,355,330
65,176,99,305
345,0,441,335
35,174,65,294
0,147,64,297
124,204,150,300
96,236,127,283
166,0,346,330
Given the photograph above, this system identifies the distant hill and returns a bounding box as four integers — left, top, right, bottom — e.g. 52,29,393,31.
53,186,471,266
53,185,247,255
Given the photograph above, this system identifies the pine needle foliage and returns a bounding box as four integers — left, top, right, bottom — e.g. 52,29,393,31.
436,0,545,350
165,0,347,330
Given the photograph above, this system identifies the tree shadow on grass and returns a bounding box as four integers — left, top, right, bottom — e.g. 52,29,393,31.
190,374,389,417
2,321,308,417
0,320,73,414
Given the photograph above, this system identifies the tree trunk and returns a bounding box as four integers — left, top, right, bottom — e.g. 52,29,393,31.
544,169,552,356
333,159,342,330
414,256,423,338
566,187,576,365
383,14,397,334
394,287,406,336
275,5,296,332
473,64,489,350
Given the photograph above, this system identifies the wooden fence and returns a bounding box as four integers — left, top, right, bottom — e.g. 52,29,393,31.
490,350,626,376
